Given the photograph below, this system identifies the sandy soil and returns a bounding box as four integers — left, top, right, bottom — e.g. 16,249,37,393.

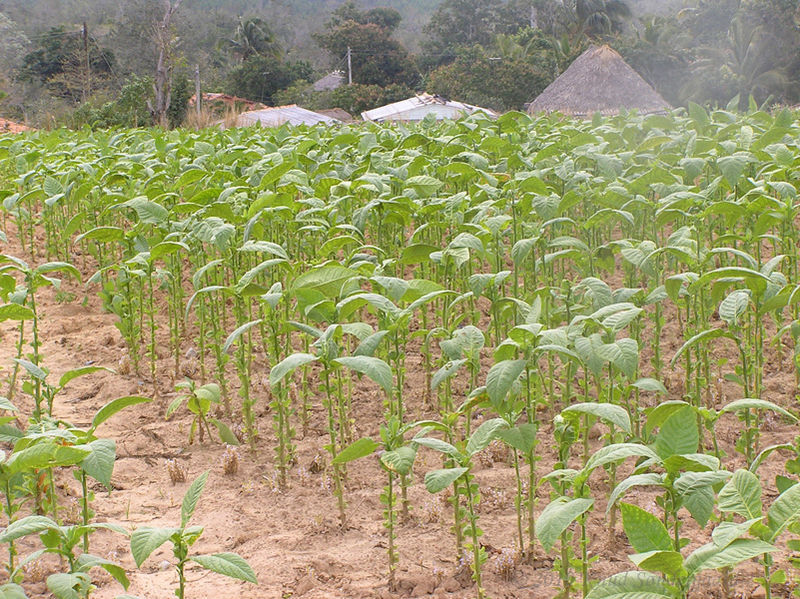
0,225,796,599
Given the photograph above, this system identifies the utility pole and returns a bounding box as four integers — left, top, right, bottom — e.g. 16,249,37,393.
195,64,201,119
82,21,90,102
347,46,352,85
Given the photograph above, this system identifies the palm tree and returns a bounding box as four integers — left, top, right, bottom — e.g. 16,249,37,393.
224,17,281,63
549,0,632,41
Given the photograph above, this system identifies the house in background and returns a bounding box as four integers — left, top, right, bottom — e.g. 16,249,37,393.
226,104,341,128
528,45,672,118
361,93,497,123
313,71,345,92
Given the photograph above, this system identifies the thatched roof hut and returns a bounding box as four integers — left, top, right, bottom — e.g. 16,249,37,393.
528,45,671,118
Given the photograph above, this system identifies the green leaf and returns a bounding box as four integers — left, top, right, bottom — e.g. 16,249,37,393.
405,175,443,196
80,438,116,488
581,443,659,478
414,437,461,459
767,481,800,541
181,470,209,527
0,515,57,542
333,356,393,394
632,378,667,395
718,470,763,520
620,503,672,553
46,573,91,599
535,496,594,552
0,304,35,322
211,419,240,445
711,518,762,549
654,405,698,459
190,553,257,584
222,319,262,354
269,353,317,387
497,423,538,454
74,553,130,589
13,359,46,381
58,366,112,389
380,446,416,476
629,550,685,578
91,396,150,433
562,402,632,435
130,527,177,567
333,438,378,465
292,265,358,297
486,359,526,404
685,539,776,576
424,467,467,493
585,571,673,599
0,583,27,599
5,443,90,475
75,226,125,244
466,418,508,456
720,398,797,422
607,474,665,512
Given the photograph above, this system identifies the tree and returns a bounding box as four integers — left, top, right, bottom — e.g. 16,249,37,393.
315,3,418,87
426,29,557,111
150,0,182,128
225,55,313,105
422,0,535,67
19,26,116,102
545,0,632,41
223,17,281,63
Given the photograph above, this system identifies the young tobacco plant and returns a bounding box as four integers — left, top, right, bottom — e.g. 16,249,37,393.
417,418,508,599
130,471,257,598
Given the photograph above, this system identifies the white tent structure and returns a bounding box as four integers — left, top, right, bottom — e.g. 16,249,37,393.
361,93,497,123
230,105,341,128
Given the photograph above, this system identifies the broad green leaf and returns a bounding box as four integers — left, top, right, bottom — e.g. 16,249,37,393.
211,419,240,445
333,356,393,394
711,518,762,549
292,265,358,297
497,423,538,454
425,467,467,493
0,583,27,599
46,573,91,599
632,378,668,394
654,406,698,459
585,571,673,599
0,515,57,542
535,496,594,552
486,359,526,404
620,503,672,553
181,470,209,526
466,418,508,456
414,437,461,459
562,402,632,435
0,304,34,322
767,481,800,541
607,474,665,512
629,550,684,578
269,353,317,387
130,527,177,567
80,438,116,488
5,443,90,475
380,446,416,475
333,438,378,464
91,396,151,433
190,553,257,584
581,443,659,478
685,539,775,576
74,553,130,589
717,469,762,520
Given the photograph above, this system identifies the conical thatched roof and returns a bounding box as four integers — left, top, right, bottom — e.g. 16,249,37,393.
529,45,671,118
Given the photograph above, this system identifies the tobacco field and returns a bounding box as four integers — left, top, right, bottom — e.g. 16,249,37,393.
0,105,800,598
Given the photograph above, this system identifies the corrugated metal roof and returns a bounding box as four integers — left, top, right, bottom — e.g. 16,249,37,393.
234,105,341,128
361,93,497,122
313,71,345,92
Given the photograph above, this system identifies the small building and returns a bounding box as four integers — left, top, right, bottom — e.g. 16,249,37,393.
230,105,342,128
317,107,356,123
528,45,672,118
313,71,345,92
361,93,497,123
